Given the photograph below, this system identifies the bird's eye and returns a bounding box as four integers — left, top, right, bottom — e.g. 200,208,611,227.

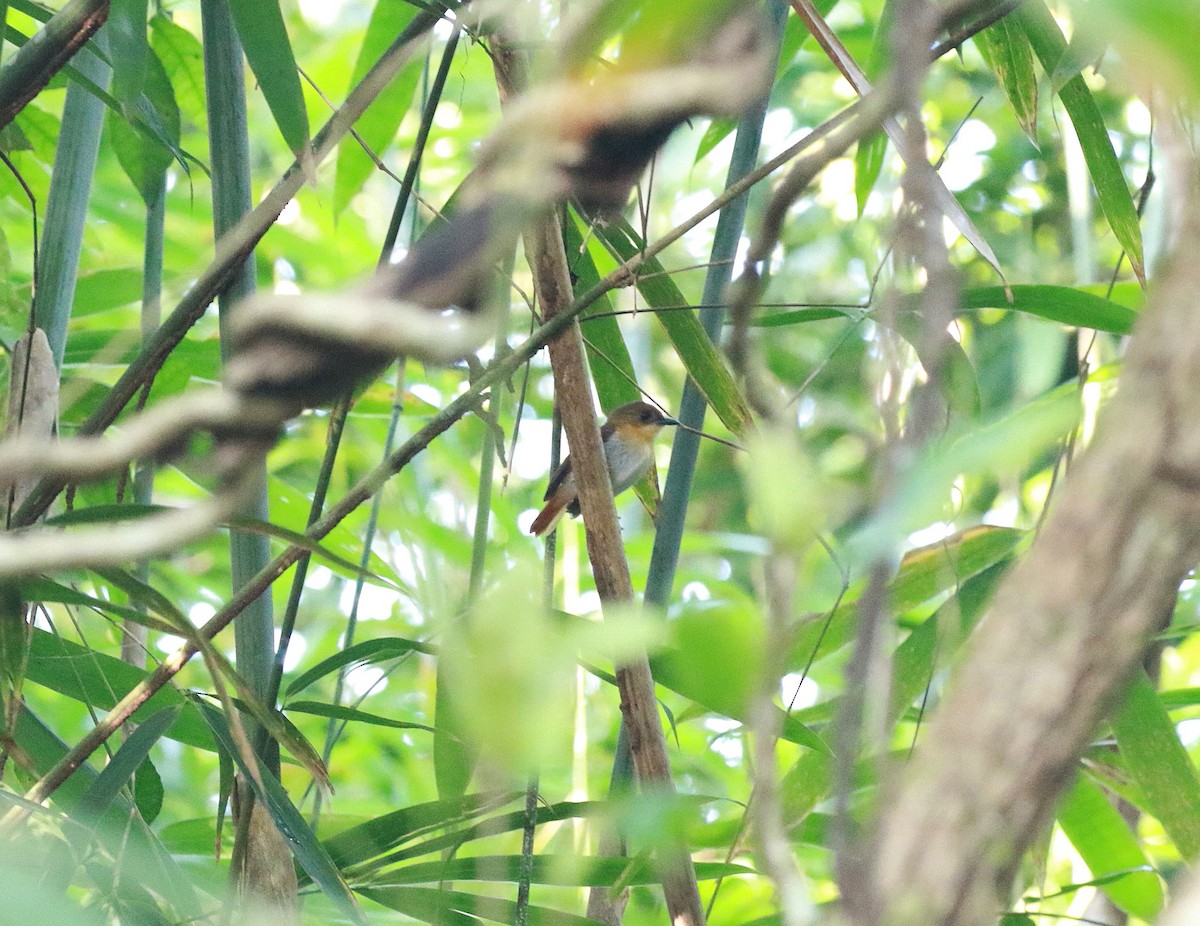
641,410,654,422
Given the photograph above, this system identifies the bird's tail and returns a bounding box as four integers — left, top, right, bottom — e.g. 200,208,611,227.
530,494,570,537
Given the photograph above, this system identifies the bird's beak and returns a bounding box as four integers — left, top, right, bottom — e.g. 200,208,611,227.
661,417,680,427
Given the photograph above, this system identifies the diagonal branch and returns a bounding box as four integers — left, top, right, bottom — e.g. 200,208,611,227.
0,0,109,131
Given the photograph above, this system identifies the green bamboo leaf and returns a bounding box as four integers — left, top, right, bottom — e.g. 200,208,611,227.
320,792,520,871
109,0,149,104
23,627,215,749
594,219,753,437
151,14,205,129
1111,671,1200,858
13,707,202,918
1016,1,1144,284
756,285,1137,335
565,213,640,409
213,674,332,790
287,700,437,736
225,0,309,157
362,884,611,925
286,636,437,698
133,751,164,824
1048,29,1106,96
92,566,193,632
7,0,60,25
853,0,894,212
854,131,887,215
58,267,147,315
788,525,1025,672
363,854,750,886
333,0,424,213
1029,864,1158,903
224,515,406,592
1,20,200,178
1157,687,1200,709
695,116,737,164
975,16,1039,144
111,45,180,204
327,800,610,877
77,706,179,825
195,698,367,925
959,284,1137,333
1056,776,1164,920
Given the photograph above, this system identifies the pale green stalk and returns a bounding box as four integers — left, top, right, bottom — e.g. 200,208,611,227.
200,0,275,768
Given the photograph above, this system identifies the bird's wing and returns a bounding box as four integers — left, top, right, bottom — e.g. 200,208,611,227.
543,454,575,501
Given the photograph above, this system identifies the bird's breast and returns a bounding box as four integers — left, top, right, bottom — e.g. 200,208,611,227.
604,436,654,495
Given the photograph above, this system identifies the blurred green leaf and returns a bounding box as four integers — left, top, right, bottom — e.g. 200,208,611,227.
854,131,887,215
320,792,522,872
1057,776,1164,919
361,884,609,925
975,16,1038,144
110,45,179,204
960,285,1137,333
1016,1,1145,284
364,854,750,886
150,14,206,130
1081,0,1200,100
1111,671,1200,859
226,0,309,157
23,626,215,749
789,526,1025,672
286,637,436,699
333,0,424,213
109,0,149,105
77,706,178,826
287,700,437,735
566,213,640,409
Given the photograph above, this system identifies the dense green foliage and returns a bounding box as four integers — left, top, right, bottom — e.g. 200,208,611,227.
0,1,1195,925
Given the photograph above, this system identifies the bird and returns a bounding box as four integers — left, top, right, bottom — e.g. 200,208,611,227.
529,401,679,537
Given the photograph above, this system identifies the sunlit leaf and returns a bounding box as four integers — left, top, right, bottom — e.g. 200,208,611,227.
975,16,1038,144
1016,1,1145,285
1056,776,1164,919
333,0,425,214
1111,671,1200,859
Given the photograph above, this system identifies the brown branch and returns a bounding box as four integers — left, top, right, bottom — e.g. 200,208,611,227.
491,29,708,923
866,147,1200,925
0,0,109,131
524,209,706,926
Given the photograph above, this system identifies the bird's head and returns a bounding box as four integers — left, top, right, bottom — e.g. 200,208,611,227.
605,401,680,443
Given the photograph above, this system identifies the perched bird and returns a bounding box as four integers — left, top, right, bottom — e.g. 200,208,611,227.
529,401,679,537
